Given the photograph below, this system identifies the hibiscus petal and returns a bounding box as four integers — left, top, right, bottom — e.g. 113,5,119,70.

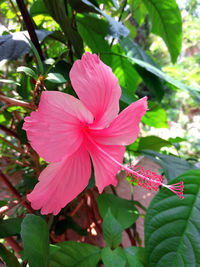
89,97,147,145
69,52,121,129
27,145,91,215
86,140,125,193
23,91,93,162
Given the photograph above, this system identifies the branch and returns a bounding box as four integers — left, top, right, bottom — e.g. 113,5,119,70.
15,0,44,61
0,170,35,214
0,94,34,109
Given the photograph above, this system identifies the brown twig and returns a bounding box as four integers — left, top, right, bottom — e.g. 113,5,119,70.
0,124,18,138
0,135,22,153
4,237,22,257
0,170,35,214
86,190,102,223
0,94,33,109
125,228,136,246
8,0,22,24
69,198,85,217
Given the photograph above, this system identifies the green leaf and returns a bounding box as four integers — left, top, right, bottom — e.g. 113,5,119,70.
138,136,172,152
111,44,141,97
103,209,122,248
128,56,200,100
30,0,49,16
0,244,20,267
145,170,200,266
71,0,129,38
141,105,168,128
101,247,127,267
142,0,182,63
0,218,23,238
120,37,165,101
46,73,67,83
106,52,200,101
0,79,20,86
50,241,101,267
43,0,83,57
21,214,50,267
17,75,33,100
76,14,110,54
97,193,139,229
16,120,28,144
125,247,146,267
24,35,44,74
17,66,37,80
142,150,197,182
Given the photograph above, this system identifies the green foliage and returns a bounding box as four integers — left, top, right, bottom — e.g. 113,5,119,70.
142,0,182,63
125,247,146,267
0,218,23,237
1,1,199,266
43,0,84,57
120,37,165,101
137,136,172,151
21,215,50,267
97,193,139,229
102,209,123,248
50,241,101,267
17,66,37,80
101,246,127,267
142,150,198,181
145,170,200,266
141,104,168,128
0,244,20,267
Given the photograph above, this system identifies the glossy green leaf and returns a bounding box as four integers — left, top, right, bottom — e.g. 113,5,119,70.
21,214,50,267
97,193,139,229
142,0,182,63
101,247,127,267
102,209,122,248
138,136,172,152
142,150,197,182
50,241,101,267
46,73,67,83
0,218,23,238
0,244,20,267
120,37,165,101
43,0,83,57
145,170,200,266
125,246,146,267
17,66,37,80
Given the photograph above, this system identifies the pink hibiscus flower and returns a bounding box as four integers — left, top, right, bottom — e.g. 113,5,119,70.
23,53,183,215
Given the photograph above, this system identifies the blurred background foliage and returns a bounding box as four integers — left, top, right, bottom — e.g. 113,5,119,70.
0,0,200,266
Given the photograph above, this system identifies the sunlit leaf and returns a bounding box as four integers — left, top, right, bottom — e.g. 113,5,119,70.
142,0,182,63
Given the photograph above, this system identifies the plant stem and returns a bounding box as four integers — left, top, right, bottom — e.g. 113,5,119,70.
16,0,44,61
0,95,33,109
0,170,35,214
